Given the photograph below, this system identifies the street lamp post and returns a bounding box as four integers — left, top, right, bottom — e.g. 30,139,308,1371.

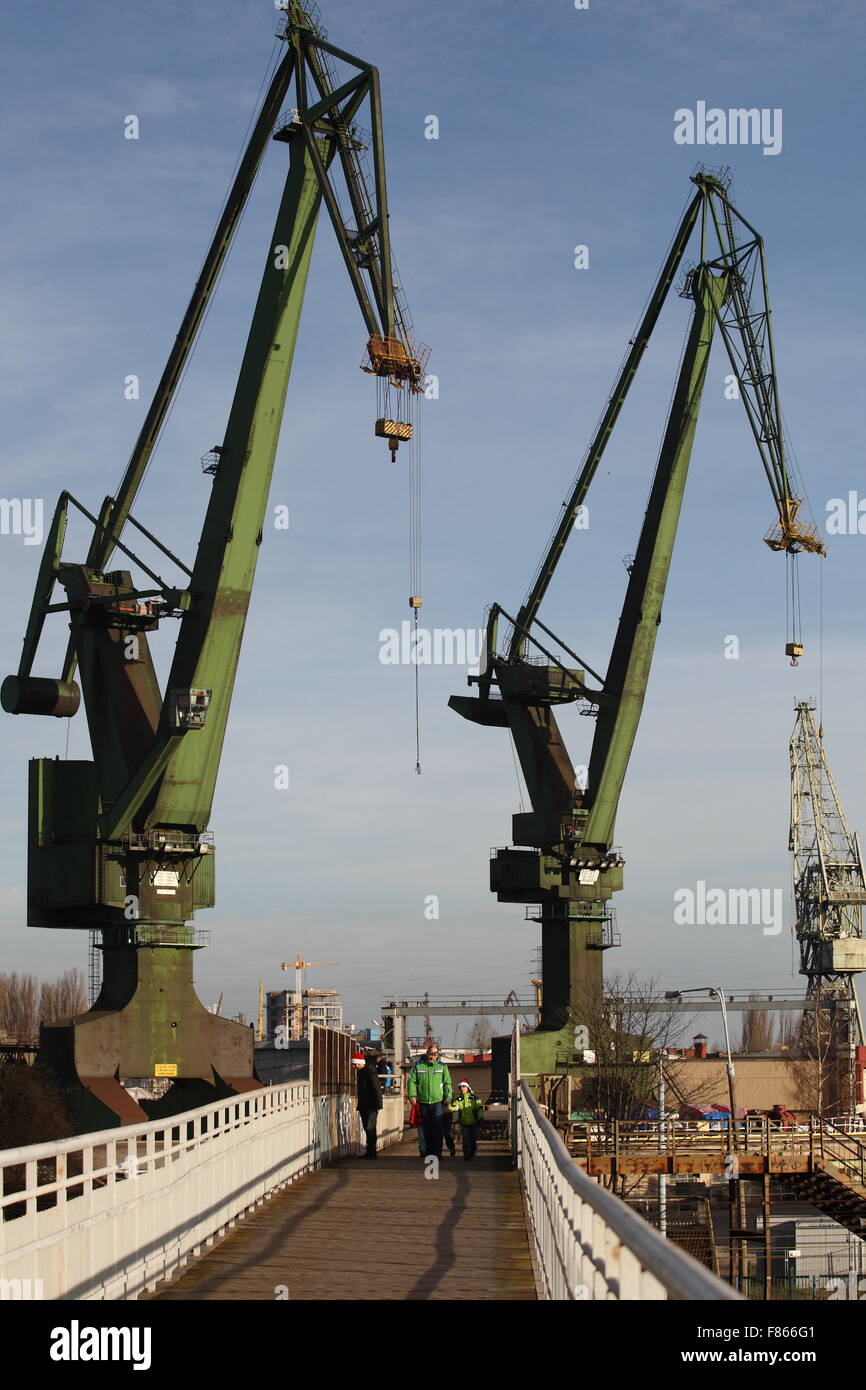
658,1049,669,1238
665,986,746,1290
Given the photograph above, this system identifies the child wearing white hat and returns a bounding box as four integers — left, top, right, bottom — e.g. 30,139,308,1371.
449,1080,485,1160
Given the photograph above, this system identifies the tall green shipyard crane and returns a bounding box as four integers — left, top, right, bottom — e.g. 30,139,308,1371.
450,168,823,1079
1,1,426,1131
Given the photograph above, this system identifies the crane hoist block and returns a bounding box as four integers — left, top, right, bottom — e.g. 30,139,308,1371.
375,418,413,442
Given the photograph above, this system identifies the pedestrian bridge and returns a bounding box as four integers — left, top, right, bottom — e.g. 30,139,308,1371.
0,1073,737,1301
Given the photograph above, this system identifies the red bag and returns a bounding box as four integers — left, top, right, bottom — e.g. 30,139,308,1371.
409,1099,422,1128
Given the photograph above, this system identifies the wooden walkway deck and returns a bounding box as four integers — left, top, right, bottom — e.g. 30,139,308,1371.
148,1133,538,1301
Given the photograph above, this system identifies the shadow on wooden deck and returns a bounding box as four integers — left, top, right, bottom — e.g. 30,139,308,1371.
147,1134,537,1301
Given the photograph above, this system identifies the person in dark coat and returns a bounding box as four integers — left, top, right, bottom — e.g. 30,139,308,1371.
356,1051,383,1158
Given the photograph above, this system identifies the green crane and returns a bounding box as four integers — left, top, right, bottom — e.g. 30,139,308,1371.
450,168,823,1078
1,2,425,1131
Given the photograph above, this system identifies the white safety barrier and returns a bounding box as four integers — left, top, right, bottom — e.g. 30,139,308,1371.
514,1080,741,1301
0,1084,403,1301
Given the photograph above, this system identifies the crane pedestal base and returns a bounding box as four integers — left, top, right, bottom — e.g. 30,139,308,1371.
40,933,259,1133
518,1025,594,1082
538,910,605,1032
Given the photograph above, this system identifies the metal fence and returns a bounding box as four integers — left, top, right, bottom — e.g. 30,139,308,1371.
566,1115,866,1182
741,1274,841,1300
510,1030,740,1301
0,1080,403,1301
311,1024,354,1096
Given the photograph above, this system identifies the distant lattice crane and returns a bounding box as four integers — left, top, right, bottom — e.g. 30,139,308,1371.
421,991,434,1045
790,701,866,1113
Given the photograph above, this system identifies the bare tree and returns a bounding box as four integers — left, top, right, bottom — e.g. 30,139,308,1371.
784,1008,845,1116
777,1010,802,1051
555,973,718,1197
740,996,775,1053
0,973,39,1044
576,972,714,1123
40,969,87,1025
1,968,89,1044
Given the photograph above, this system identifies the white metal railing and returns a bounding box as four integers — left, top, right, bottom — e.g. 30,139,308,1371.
0,1083,403,1301
513,1078,741,1301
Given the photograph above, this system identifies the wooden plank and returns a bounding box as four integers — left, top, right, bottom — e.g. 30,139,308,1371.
147,1136,537,1302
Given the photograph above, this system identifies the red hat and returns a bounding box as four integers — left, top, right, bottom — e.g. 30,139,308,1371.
459,1079,471,1089
352,1051,366,1069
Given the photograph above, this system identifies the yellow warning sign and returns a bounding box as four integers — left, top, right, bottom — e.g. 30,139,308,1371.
154,1063,178,1077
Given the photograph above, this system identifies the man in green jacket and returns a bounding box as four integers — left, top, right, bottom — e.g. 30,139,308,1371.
407,1043,453,1159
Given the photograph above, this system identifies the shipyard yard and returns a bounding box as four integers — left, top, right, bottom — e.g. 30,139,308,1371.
0,0,864,1358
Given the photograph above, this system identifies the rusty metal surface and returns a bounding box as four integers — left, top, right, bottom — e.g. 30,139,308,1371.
311,1024,353,1097
573,1117,866,1181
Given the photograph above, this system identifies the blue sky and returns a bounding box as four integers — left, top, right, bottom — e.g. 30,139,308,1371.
1,0,865,1047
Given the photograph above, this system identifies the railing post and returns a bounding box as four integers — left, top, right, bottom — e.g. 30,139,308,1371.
761,1117,772,1301
510,1021,521,1169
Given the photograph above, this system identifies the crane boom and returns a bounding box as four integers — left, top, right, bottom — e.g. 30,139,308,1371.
583,266,729,851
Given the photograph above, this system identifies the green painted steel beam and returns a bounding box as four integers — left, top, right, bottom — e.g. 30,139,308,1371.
304,70,366,126
298,118,380,336
100,734,174,842
583,269,730,850
146,134,330,831
15,492,69,679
